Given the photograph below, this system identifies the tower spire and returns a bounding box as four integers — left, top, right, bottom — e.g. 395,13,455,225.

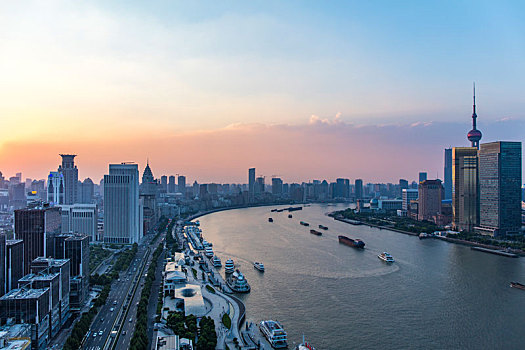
467,82,482,149
473,82,476,115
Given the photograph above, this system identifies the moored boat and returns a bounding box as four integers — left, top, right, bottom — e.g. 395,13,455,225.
227,269,250,293
212,256,222,267
338,235,365,248
254,261,265,272
204,247,214,257
310,229,322,236
510,282,525,290
378,252,395,263
260,320,287,349
224,259,235,273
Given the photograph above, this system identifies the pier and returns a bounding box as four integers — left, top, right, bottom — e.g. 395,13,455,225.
470,246,518,258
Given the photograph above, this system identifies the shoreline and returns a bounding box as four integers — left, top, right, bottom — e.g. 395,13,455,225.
330,212,525,257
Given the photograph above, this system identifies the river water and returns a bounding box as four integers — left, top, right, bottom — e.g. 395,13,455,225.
198,204,525,349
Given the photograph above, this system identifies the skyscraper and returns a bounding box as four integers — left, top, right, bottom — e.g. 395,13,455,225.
160,175,168,193
452,147,479,232
355,179,363,199
168,176,176,193
14,206,61,274
58,155,78,205
444,148,452,200
271,177,283,196
478,141,522,237
177,175,186,195
248,168,255,202
418,180,443,222
467,84,482,149
78,178,94,204
47,171,64,205
418,172,427,184
104,163,142,244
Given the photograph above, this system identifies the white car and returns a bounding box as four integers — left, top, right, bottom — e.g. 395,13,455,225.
98,331,103,336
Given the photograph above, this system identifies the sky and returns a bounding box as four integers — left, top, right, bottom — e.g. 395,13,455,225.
0,1,524,183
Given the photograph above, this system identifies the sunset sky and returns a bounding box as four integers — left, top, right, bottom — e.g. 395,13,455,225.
1,1,524,183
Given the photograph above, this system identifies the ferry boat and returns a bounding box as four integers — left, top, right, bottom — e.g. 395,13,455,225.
212,256,222,267
310,229,322,236
288,214,292,218
378,252,395,263
224,259,235,273
338,235,365,248
300,221,309,226
204,247,214,257
253,262,265,272
268,218,274,222
227,270,250,293
510,282,525,290
296,335,316,350
259,320,287,349
318,225,328,230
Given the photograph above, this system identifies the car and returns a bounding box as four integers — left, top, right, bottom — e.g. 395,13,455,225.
113,300,117,305
129,318,133,323
98,331,103,336
110,307,114,312
93,333,97,338
123,330,126,335
100,317,104,322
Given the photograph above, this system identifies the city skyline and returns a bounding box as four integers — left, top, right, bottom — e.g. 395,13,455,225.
1,1,525,182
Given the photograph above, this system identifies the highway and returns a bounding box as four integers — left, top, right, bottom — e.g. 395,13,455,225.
83,234,158,350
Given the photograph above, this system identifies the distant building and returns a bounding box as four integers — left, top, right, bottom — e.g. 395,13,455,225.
168,176,176,193
5,240,24,295
402,189,418,211
160,176,168,193
418,172,427,184
14,206,61,275
177,176,186,196
78,178,94,204
271,178,283,196
444,148,453,200
418,180,443,222
0,235,4,297
140,161,157,235
248,168,255,202
377,199,402,211
47,172,64,205
355,179,363,199
477,141,522,237
452,147,479,232
399,179,409,198
255,177,265,195
58,155,78,205
60,204,97,241
104,163,142,244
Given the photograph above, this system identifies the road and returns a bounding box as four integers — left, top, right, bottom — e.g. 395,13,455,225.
83,234,156,350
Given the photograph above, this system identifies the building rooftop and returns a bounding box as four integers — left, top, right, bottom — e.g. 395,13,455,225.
0,288,49,300
32,257,69,267
18,272,59,283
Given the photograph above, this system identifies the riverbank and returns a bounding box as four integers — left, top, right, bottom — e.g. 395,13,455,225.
331,213,419,236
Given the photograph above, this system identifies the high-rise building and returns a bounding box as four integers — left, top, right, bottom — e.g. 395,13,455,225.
168,176,176,193
78,178,94,204
5,239,24,294
467,84,482,149
177,175,186,195
402,188,419,211
0,234,4,297
354,179,363,199
248,168,255,202
271,178,283,196
418,180,443,222
255,177,265,194
47,171,64,205
140,162,157,236
398,179,409,198
60,204,97,241
104,163,142,244
15,206,61,275
418,172,427,184
452,147,479,232
31,257,70,321
58,155,78,205
477,141,522,237
444,148,453,200
160,175,168,193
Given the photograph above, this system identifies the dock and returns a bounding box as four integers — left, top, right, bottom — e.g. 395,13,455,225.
470,246,518,258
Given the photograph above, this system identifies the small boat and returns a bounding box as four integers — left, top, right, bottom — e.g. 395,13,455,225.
212,256,222,267
254,262,265,272
300,221,309,226
310,229,322,236
288,214,292,218
378,252,395,263
268,218,274,222
296,335,316,350
318,225,328,230
204,247,214,257
510,282,525,290
224,259,235,273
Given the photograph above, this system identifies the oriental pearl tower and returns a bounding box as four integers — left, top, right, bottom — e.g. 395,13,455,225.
467,83,482,149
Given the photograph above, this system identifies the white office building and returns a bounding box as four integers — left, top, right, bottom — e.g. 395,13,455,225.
103,163,142,244
402,189,419,210
60,204,98,241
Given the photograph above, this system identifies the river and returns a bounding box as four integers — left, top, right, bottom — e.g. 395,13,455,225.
198,204,525,349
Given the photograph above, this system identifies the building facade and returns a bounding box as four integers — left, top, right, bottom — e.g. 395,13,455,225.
452,147,479,232
58,155,78,205
477,141,522,237
444,148,452,200
60,204,97,241
418,180,443,222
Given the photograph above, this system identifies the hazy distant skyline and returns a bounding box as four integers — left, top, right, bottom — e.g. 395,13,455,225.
1,1,524,182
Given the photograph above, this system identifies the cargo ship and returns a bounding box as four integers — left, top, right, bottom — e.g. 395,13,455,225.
510,282,525,290
338,235,365,248
300,221,309,226
318,225,328,230
287,206,302,212
310,229,322,236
